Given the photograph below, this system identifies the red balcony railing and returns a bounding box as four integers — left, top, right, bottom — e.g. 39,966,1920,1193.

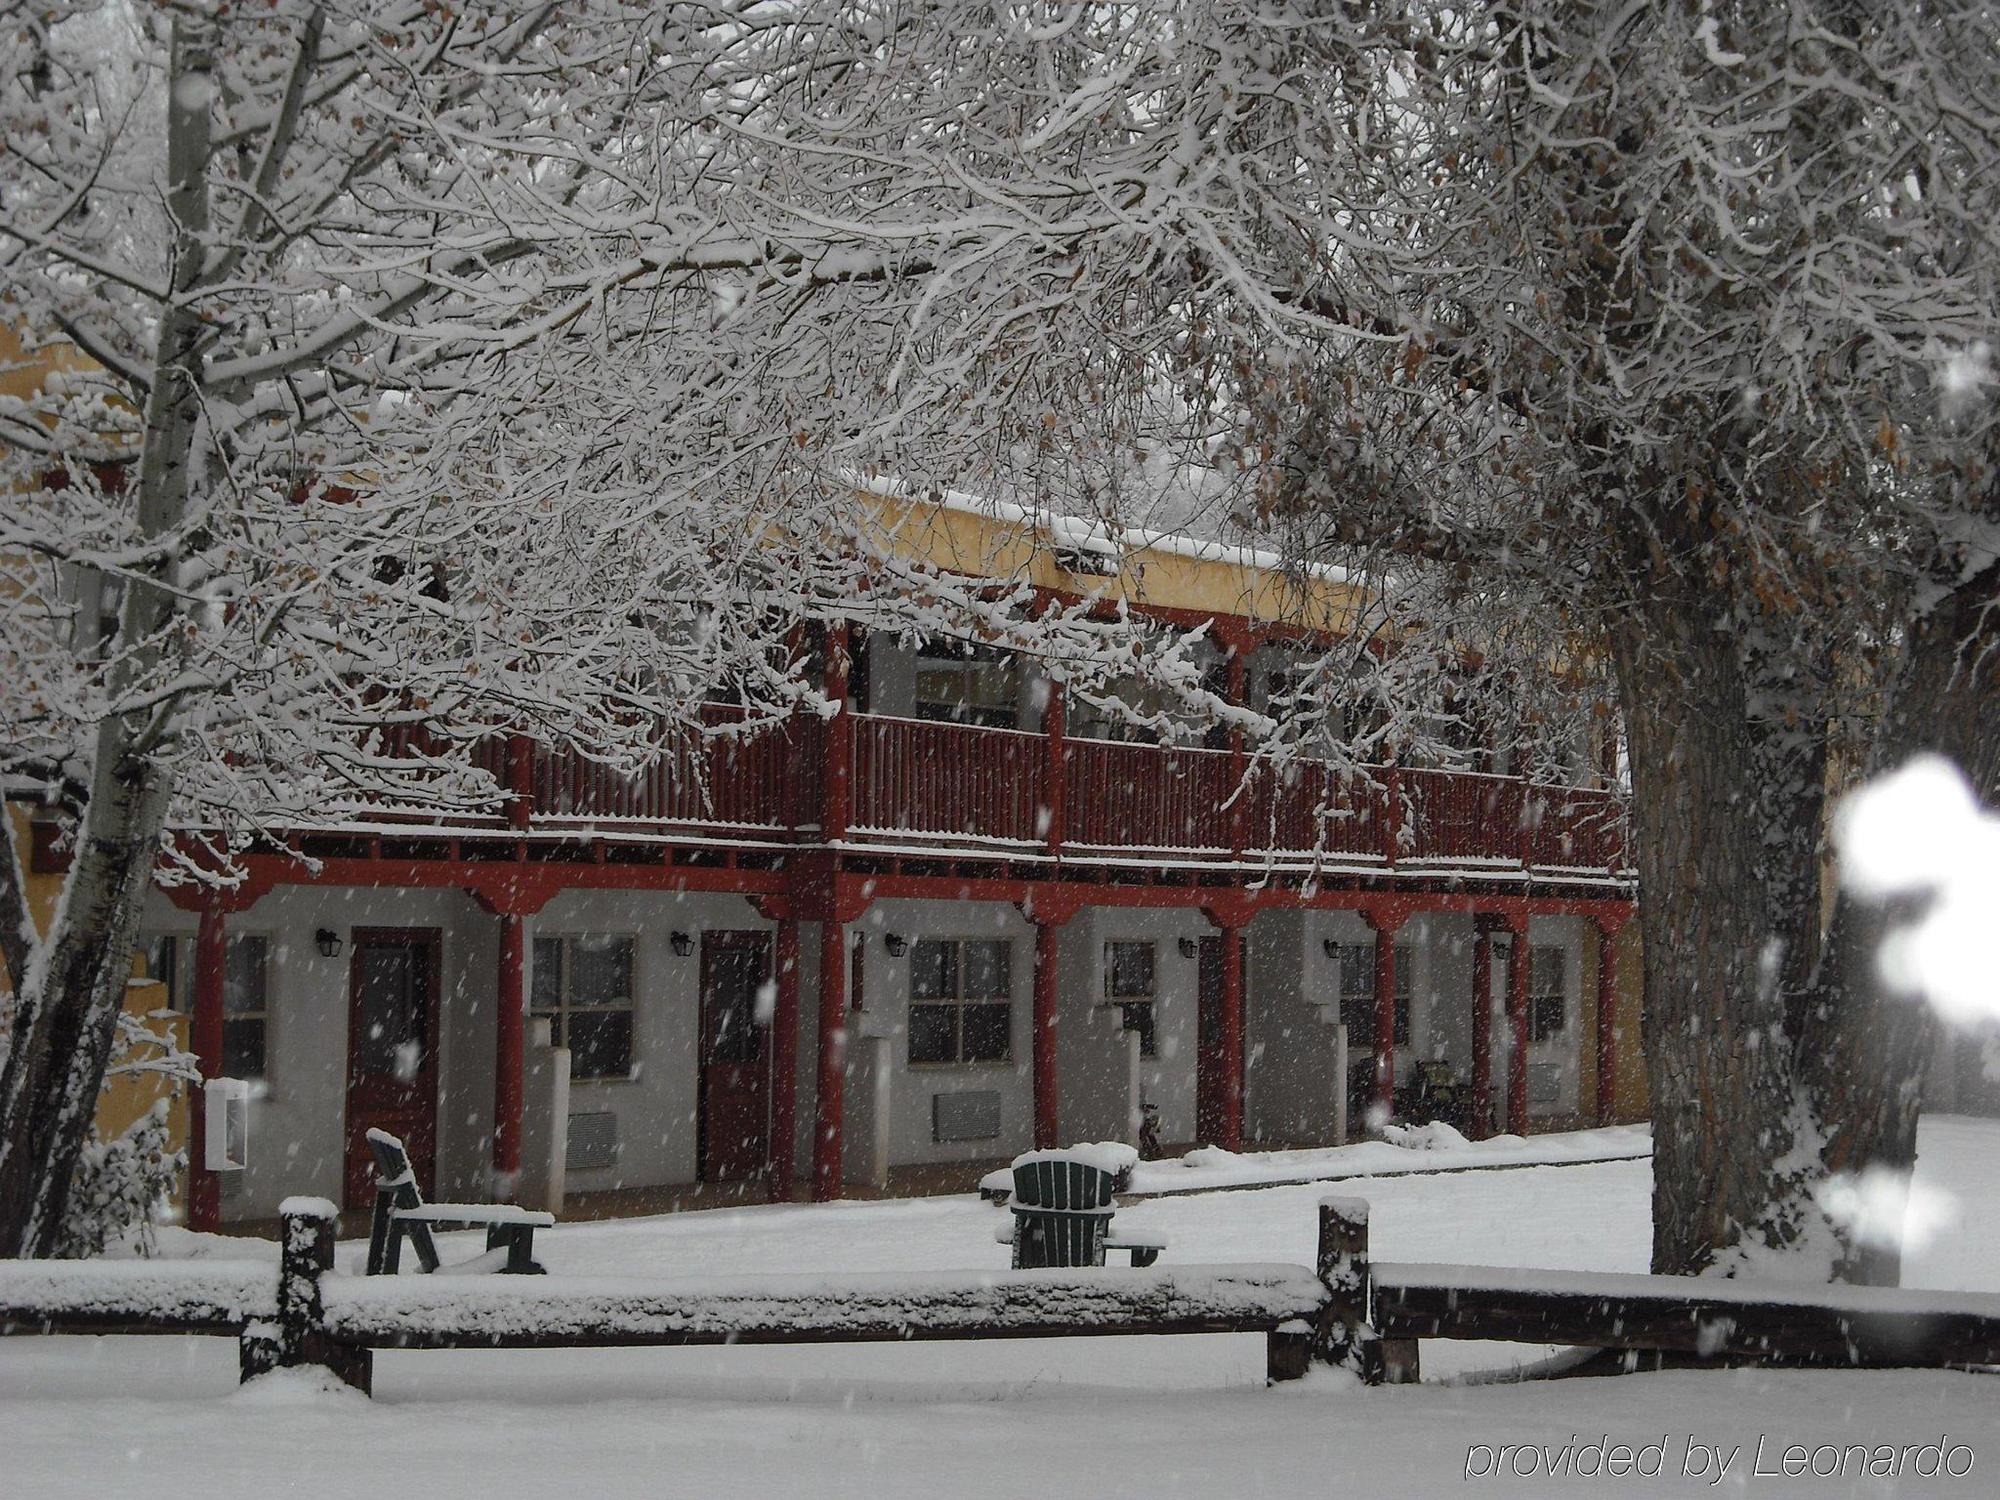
350,708,1629,877
1065,737,1237,853
851,715,1044,845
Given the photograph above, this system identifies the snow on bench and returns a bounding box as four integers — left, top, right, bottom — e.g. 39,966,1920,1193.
0,1258,277,1335
318,1263,1327,1348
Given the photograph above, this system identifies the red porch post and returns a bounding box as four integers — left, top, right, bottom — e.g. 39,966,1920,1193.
506,733,534,831
1040,675,1066,857
1593,912,1627,1126
1225,638,1249,861
811,912,848,1200
821,623,852,845
1361,906,1408,1124
1470,916,1499,1140
1219,924,1246,1149
1381,766,1403,867
1018,890,1078,1151
492,912,526,1198
1506,917,1531,1133
1031,914,1063,1149
468,876,554,1201
770,914,802,1198
1203,899,1251,1150
187,904,227,1232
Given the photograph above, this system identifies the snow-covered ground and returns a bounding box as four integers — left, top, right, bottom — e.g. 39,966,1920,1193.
4,1118,1997,1498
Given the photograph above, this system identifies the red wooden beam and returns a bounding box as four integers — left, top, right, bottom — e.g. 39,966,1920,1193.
465,882,554,1202
1594,912,1629,1126
493,912,526,1198
1505,917,1531,1133
770,913,802,1199
1360,905,1413,1125
187,905,227,1232
1471,916,1502,1140
821,625,852,846
1041,678,1066,857
811,914,847,1201
1202,903,1251,1151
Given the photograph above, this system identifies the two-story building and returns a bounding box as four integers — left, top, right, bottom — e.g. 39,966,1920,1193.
59,485,1647,1229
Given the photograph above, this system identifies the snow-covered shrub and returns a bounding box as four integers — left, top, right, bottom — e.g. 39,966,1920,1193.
55,1101,183,1259
53,1002,198,1259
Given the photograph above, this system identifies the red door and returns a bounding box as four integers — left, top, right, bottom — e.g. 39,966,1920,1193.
700,931,773,1182
1196,936,1226,1144
343,929,442,1209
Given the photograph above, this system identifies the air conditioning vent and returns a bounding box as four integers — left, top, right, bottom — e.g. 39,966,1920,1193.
567,1110,619,1170
932,1091,1002,1143
1527,1064,1562,1108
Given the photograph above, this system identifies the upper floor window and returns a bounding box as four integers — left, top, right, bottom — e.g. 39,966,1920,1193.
1332,941,1412,1049
1529,946,1567,1042
1105,940,1158,1057
913,640,1019,729
532,934,636,1080
908,938,1012,1064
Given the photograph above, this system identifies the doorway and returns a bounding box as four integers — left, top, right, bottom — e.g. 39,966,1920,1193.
343,929,442,1209
699,930,773,1182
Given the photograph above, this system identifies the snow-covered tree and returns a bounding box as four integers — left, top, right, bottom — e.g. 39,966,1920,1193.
0,1,1370,1255
1216,1,2000,1281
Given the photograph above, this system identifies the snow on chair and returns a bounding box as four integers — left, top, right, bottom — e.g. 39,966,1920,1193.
362,1129,554,1276
1002,1150,1165,1269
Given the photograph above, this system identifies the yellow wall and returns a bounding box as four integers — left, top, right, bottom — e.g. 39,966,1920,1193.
855,484,1374,636
2,808,190,1165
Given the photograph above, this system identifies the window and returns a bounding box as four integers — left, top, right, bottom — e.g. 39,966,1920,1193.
1529,945,1567,1042
223,936,270,1081
1331,941,1411,1049
139,933,186,1013
913,640,1020,728
532,934,636,1080
137,933,271,1081
908,939,1012,1065
1105,940,1157,1058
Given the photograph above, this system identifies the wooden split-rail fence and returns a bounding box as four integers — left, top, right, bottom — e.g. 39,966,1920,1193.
4,1196,1997,1396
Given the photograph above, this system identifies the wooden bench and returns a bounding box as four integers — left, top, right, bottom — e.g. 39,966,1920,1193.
1001,1154,1166,1269
364,1129,554,1276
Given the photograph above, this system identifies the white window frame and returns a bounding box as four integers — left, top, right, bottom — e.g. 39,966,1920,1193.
1104,939,1159,1058
532,932,640,1082
907,936,1014,1067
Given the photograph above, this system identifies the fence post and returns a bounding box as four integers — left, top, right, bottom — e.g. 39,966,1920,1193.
240,1198,372,1394
1315,1196,1384,1383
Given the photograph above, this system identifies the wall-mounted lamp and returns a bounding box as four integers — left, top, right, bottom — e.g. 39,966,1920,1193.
883,932,909,958
669,931,694,958
1322,939,1341,961
1177,937,1200,961
315,928,343,959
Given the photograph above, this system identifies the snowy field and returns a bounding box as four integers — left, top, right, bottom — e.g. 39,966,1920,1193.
4,1118,1997,1498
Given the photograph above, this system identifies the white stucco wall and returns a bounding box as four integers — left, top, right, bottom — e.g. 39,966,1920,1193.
141,883,496,1224
530,888,770,1193
844,900,1036,1167
1244,909,1344,1145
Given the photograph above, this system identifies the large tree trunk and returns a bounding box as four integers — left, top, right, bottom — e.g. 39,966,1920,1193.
0,16,214,1258
1610,588,1834,1278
